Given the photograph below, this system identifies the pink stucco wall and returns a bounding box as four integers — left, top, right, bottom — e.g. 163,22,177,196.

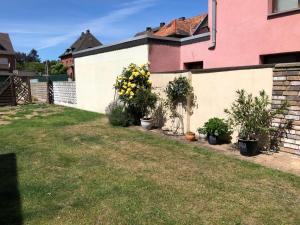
150,0,300,71
149,44,181,72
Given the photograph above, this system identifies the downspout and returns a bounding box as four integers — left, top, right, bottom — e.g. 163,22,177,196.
209,0,217,50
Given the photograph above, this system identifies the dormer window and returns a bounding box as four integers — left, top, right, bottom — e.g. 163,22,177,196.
273,0,300,13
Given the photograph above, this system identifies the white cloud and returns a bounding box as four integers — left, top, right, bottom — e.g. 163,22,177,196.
0,0,157,51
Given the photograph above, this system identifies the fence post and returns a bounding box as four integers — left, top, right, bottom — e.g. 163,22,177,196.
10,75,17,106
47,77,54,104
26,77,32,103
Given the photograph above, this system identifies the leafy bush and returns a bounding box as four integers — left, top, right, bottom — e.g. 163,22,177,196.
225,89,290,150
114,63,152,102
114,63,157,124
126,89,157,122
106,102,132,127
50,62,67,75
198,117,232,139
165,76,194,111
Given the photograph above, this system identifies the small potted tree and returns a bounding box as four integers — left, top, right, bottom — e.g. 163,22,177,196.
225,90,289,156
165,76,196,137
198,118,232,145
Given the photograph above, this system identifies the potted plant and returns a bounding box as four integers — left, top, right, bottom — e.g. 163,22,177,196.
130,89,157,130
198,118,232,145
197,128,207,140
225,90,289,156
165,76,196,135
185,131,196,141
114,63,156,127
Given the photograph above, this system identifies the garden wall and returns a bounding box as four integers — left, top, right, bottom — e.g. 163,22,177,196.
272,63,300,155
75,44,149,113
53,81,77,107
151,66,274,139
30,82,48,103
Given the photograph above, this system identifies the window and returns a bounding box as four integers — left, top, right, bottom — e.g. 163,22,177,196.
273,0,300,13
261,52,300,64
0,58,9,65
184,61,203,70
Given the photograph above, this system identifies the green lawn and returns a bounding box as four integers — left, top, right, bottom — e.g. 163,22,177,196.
0,104,299,225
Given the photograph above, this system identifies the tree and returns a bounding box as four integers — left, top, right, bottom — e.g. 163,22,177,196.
50,61,67,75
15,52,27,64
27,49,40,62
23,62,45,74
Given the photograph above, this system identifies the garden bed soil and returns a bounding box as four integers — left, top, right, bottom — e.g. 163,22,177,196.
134,127,300,176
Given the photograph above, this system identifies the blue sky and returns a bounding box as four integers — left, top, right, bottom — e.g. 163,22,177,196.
1,0,207,60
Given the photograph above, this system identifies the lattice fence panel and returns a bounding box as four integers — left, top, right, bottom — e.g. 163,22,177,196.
13,76,32,104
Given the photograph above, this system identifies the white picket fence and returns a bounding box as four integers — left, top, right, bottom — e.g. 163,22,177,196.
53,81,77,106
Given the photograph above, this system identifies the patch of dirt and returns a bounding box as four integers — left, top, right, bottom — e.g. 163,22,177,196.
142,128,300,177
0,104,64,126
24,111,39,119
0,120,11,125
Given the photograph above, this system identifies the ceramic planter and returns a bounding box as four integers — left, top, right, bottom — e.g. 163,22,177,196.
185,132,196,141
140,118,153,130
198,133,207,140
238,139,259,156
208,135,218,145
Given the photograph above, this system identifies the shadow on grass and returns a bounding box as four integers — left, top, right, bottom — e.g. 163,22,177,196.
0,153,23,225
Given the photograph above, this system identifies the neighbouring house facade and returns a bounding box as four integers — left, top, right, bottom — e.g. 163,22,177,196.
70,0,300,154
74,0,300,73
74,0,300,113
0,33,15,74
60,30,102,80
178,0,300,70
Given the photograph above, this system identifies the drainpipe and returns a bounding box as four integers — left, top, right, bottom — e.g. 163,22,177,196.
209,0,217,50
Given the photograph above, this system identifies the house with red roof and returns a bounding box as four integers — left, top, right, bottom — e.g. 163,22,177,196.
72,0,300,113
60,30,102,80
135,14,208,38
74,0,300,73
154,14,208,38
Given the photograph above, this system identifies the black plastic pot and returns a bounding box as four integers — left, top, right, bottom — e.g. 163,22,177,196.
238,139,259,156
208,135,218,145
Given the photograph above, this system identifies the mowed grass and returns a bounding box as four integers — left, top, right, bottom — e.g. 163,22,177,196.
0,105,299,225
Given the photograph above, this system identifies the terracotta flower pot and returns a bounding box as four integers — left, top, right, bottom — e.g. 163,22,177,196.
185,132,196,141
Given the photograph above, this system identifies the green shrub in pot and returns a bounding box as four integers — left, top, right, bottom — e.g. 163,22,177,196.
198,118,232,145
225,89,290,156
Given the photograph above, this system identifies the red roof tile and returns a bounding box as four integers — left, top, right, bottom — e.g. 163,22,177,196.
154,14,208,37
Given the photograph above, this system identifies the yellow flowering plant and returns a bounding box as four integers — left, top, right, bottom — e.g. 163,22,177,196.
114,63,157,124
114,63,152,103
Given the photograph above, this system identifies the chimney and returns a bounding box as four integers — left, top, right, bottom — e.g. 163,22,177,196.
160,22,165,27
146,27,152,32
179,17,186,21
